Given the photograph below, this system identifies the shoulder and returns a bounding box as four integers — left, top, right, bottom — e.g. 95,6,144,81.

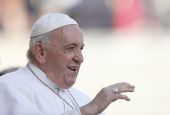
0,66,34,93
0,66,37,96
0,67,26,80
0,67,38,108
0,65,39,85
0,67,32,87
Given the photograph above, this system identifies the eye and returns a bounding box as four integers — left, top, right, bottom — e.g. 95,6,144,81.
66,45,75,51
80,46,84,51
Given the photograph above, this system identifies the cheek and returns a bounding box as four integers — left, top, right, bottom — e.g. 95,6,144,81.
45,50,73,68
60,57,72,68
48,55,71,69
58,53,74,64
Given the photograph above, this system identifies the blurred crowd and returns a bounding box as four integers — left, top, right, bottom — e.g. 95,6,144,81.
0,0,170,37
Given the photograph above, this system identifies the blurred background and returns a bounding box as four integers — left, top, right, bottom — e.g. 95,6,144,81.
0,0,170,114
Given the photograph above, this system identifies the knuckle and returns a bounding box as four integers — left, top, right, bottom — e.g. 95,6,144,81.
101,87,108,93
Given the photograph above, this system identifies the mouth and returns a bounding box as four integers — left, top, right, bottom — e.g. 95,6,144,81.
67,66,78,72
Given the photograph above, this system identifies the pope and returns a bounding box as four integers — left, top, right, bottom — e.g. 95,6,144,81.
0,13,135,115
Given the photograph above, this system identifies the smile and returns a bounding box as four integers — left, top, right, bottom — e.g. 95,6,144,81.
67,66,78,72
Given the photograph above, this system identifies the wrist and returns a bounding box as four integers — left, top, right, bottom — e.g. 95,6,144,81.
80,101,99,115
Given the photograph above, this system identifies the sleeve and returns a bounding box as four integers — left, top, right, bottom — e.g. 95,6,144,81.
0,81,46,115
61,109,81,115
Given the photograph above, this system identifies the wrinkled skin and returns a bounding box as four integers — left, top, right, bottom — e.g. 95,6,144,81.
33,25,84,89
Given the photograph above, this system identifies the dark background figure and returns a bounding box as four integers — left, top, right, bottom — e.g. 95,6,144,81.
67,0,113,28
0,67,19,76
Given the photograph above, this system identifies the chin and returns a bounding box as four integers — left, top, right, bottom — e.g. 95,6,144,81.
64,80,76,89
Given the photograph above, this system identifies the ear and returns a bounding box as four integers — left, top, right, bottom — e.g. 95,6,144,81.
32,43,46,64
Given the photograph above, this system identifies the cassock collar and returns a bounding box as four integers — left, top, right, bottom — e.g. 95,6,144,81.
27,62,59,90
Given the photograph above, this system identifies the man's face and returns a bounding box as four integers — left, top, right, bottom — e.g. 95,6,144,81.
44,25,84,89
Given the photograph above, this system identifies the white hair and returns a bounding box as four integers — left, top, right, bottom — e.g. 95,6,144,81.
27,33,50,61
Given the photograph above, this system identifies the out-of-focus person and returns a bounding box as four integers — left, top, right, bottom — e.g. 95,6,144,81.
67,0,113,28
0,0,29,36
0,67,19,76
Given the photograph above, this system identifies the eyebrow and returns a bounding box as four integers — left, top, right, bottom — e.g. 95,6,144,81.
80,44,85,48
64,43,84,47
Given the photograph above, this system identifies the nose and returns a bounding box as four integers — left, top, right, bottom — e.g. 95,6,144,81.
73,50,84,64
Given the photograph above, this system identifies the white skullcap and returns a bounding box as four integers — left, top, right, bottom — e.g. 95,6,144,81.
30,13,78,38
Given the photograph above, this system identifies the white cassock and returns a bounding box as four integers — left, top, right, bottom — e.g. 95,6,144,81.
0,63,104,115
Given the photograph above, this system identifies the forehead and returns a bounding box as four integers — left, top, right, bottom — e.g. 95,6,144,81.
50,25,84,46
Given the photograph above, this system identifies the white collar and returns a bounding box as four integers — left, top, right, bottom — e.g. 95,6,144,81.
27,62,59,90
26,63,80,111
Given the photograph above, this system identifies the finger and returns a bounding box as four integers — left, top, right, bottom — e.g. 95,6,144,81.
121,82,135,89
119,94,130,101
117,83,135,93
117,82,133,86
112,86,134,93
120,87,135,93
128,84,135,88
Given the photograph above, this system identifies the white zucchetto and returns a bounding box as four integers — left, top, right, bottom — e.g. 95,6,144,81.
30,13,78,38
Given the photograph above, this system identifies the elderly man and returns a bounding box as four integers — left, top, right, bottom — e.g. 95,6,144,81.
0,13,135,115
